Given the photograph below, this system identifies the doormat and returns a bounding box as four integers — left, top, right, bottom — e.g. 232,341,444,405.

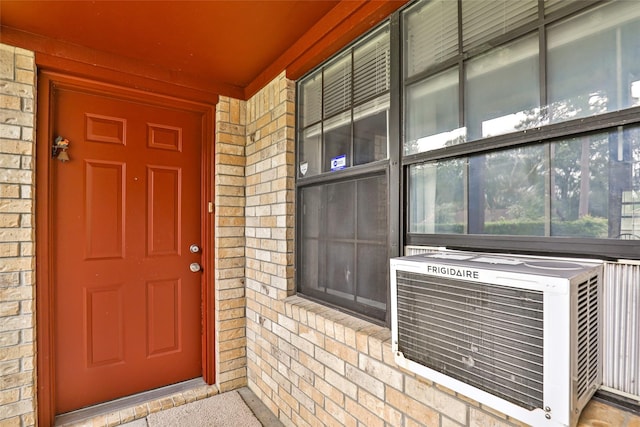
147,391,262,427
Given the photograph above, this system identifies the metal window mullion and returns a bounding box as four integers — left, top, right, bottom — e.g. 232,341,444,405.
545,143,552,237
353,179,359,303
319,186,329,296
539,0,551,238
538,0,547,109
389,12,402,325
320,69,326,174
320,68,327,290
457,0,463,55
457,0,465,130
350,49,355,168
458,0,468,236
390,12,401,261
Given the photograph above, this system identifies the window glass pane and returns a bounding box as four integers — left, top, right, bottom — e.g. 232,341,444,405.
301,185,322,238
551,126,640,239
323,112,351,172
298,174,389,321
462,0,538,50
325,242,355,300
408,124,640,240
404,0,458,78
354,96,388,165
356,244,387,311
325,180,355,239
301,238,321,292
354,27,390,104
300,186,322,293
357,174,388,241
465,35,540,142
480,146,547,235
547,2,640,123
405,68,462,155
299,124,321,178
409,159,466,234
300,73,322,126
323,55,352,118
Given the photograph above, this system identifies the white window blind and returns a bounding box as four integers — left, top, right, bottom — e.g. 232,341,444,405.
353,27,390,104
462,0,538,50
301,73,322,127
405,0,458,78
323,54,352,118
544,0,579,16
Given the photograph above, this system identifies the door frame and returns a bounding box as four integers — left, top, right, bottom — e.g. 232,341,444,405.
36,69,217,426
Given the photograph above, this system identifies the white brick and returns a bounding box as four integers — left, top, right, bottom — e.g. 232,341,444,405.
291,385,315,412
345,364,384,400
358,354,403,391
0,124,20,139
406,376,468,425
315,347,345,376
271,322,291,342
324,369,358,400
289,334,313,357
470,408,512,427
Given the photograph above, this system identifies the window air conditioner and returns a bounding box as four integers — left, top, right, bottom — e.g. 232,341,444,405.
390,251,603,427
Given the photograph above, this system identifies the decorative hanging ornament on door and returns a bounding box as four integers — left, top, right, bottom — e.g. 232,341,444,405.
52,136,70,162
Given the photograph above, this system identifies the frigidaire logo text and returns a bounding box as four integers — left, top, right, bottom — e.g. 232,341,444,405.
425,264,480,280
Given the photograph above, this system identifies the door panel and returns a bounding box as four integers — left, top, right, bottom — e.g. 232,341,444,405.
84,160,125,259
52,86,203,414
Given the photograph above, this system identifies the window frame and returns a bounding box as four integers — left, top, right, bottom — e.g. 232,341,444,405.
295,20,400,325
400,0,640,261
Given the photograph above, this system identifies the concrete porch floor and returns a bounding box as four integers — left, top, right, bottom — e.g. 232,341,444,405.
54,380,282,427
117,388,283,427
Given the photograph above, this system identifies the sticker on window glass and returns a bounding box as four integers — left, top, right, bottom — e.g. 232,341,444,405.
300,161,308,176
330,154,346,171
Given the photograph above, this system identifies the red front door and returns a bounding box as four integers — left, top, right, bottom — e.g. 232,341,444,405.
52,83,203,413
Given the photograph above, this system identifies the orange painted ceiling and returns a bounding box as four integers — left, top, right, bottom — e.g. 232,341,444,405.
0,1,404,100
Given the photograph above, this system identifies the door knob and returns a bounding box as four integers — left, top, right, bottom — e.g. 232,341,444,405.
189,244,200,253
189,263,202,272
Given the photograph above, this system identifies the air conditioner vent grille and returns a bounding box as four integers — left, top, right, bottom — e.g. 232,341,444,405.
396,271,544,410
577,274,600,398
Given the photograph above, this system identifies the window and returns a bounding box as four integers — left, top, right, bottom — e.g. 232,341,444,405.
408,124,640,241
403,0,640,259
547,1,640,122
296,25,391,322
298,26,390,179
295,0,640,324
299,174,388,321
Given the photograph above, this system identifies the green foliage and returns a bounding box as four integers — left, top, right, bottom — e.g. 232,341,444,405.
484,220,546,236
551,215,608,238
434,215,608,238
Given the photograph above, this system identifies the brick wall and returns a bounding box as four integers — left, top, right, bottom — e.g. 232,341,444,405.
215,96,249,392
244,70,297,417
0,43,37,427
243,71,527,427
